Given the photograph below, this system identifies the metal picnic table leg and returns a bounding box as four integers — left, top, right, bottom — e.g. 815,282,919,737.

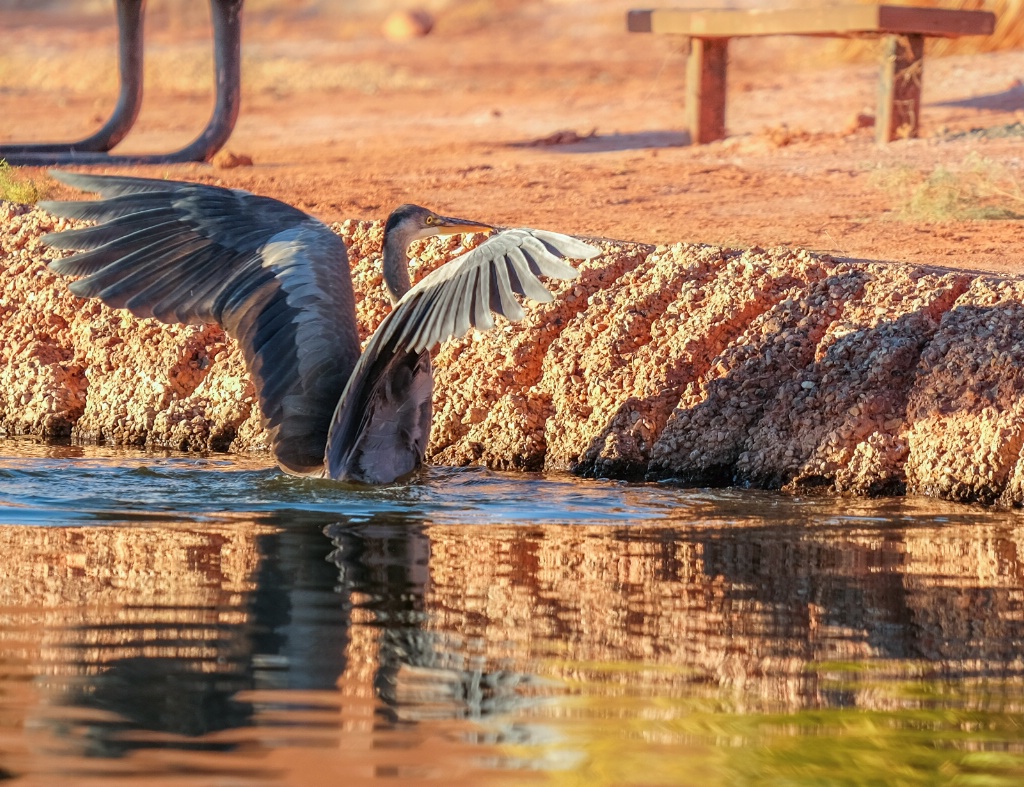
0,0,146,155
1,0,242,166
154,0,243,164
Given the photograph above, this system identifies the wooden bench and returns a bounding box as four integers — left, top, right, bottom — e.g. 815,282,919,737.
627,4,996,144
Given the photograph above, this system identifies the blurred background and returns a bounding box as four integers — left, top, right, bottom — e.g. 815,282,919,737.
2,0,1022,252
1,0,1021,52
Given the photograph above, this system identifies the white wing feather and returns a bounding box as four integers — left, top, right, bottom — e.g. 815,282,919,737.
323,228,599,481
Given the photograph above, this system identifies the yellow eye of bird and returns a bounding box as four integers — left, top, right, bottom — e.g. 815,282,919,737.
426,216,437,225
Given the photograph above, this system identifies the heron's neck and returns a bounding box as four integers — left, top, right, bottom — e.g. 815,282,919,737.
382,232,413,305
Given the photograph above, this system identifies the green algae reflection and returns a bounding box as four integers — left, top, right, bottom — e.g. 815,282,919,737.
520,661,1024,786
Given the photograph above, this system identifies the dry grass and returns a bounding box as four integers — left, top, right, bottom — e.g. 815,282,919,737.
870,152,1024,220
0,162,50,204
930,0,1024,54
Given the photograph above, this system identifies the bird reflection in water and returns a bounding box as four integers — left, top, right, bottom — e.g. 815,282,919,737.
326,520,550,731
49,510,555,761
15,489,1024,782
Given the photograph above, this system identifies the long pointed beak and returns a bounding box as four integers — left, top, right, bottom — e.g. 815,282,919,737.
435,216,494,236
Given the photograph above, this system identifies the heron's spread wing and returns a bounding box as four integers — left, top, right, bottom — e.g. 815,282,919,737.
324,228,600,482
41,171,362,476
385,229,599,354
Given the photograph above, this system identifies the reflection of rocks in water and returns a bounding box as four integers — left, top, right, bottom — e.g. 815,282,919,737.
7,495,1024,775
61,657,254,757
0,523,264,755
421,520,1024,712
31,517,351,757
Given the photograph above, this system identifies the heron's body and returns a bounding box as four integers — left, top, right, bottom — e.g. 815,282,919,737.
40,172,597,483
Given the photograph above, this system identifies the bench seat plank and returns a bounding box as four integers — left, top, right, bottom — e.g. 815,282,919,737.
628,5,995,39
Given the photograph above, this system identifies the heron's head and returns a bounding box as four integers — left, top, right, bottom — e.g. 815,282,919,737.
384,204,494,250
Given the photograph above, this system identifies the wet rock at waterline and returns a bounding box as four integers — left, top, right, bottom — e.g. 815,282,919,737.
3,199,1023,505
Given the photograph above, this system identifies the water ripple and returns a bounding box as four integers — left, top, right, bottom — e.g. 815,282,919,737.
4,440,1024,785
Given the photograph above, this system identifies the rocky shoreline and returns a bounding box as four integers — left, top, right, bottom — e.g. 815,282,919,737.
3,199,1024,505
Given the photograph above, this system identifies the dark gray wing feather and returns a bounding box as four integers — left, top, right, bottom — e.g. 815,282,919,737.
323,228,599,482
40,171,361,476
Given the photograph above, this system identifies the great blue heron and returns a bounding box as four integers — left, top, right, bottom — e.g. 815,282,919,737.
40,171,598,483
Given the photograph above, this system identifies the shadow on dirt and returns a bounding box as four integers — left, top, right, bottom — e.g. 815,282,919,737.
511,129,691,153
933,84,1024,112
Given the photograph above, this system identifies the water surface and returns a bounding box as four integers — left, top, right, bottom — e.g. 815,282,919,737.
1,439,1024,785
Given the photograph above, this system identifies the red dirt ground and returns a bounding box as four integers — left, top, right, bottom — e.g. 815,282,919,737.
2,2,1023,272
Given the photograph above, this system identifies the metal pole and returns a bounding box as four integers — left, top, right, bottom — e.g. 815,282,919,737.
0,0,147,155
2,0,242,166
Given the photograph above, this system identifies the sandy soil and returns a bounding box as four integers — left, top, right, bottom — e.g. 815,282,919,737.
2,2,1023,272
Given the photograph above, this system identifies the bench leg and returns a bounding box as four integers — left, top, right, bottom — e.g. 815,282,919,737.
686,37,729,144
877,33,924,143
